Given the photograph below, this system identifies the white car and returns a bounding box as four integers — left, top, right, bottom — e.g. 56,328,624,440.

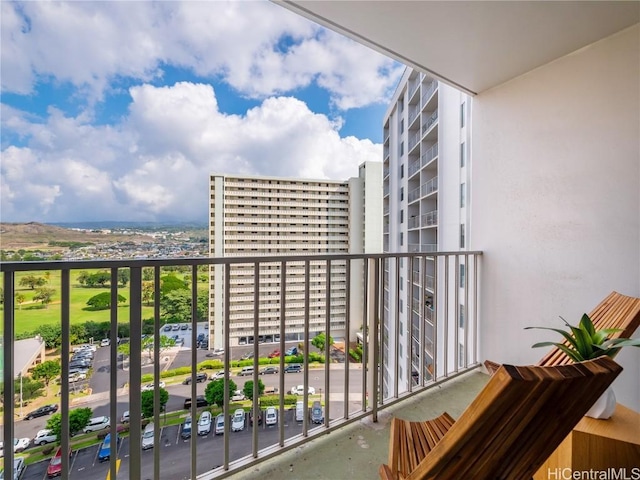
100,338,110,347
69,372,87,382
141,381,166,392
265,407,278,426
33,429,57,446
211,371,226,380
290,385,316,396
197,411,212,435
0,457,25,480
231,390,246,402
231,409,246,432
0,438,30,457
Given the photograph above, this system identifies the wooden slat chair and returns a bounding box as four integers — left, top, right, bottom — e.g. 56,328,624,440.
380,356,623,480
485,291,640,374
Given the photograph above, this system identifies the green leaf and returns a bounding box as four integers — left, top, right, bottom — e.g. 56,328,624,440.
579,313,596,337
601,338,640,349
525,326,580,350
555,343,584,362
569,324,593,357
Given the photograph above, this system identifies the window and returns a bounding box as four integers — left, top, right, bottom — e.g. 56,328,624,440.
460,142,466,167
400,141,404,156
460,183,466,208
399,98,404,112
400,118,404,133
400,187,404,201
459,343,465,367
459,264,465,288
400,232,404,246
460,102,466,128
459,304,465,328
460,224,466,248
400,210,404,224
400,300,403,313
400,164,404,178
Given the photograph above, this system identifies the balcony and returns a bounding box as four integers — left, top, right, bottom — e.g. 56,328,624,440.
1,251,481,479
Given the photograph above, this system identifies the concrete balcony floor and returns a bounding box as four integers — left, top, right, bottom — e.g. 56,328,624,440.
231,369,488,480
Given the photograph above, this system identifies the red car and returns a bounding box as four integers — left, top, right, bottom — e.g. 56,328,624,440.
268,350,280,358
47,446,72,477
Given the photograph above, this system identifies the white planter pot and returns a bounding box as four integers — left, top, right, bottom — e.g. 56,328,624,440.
585,386,616,419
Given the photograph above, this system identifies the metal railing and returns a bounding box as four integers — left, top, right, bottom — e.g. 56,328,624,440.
1,251,481,479
422,110,438,135
421,81,437,107
422,210,438,227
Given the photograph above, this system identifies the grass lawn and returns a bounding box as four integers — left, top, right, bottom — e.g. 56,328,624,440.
3,270,206,335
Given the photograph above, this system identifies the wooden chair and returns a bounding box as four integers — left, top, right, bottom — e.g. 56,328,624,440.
485,291,640,374
380,356,623,480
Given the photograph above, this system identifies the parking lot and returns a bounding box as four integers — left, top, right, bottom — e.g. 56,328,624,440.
20,409,309,479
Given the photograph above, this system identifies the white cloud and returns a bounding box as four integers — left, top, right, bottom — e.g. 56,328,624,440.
1,83,381,222
1,1,402,109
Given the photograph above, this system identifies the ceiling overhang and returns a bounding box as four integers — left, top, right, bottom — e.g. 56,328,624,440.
275,1,640,95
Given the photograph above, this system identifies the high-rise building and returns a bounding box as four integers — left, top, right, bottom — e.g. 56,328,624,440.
382,68,472,395
209,163,382,348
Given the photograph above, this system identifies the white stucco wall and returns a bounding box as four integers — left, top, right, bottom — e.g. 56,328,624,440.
471,25,640,409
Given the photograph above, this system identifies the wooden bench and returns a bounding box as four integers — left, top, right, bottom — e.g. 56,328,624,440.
380,356,623,480
485,291,640,374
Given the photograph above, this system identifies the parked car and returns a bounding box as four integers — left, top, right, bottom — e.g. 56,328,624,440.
240,352,254,360
142,381,165,391
182,372,207,384
285,347,298,356
1,438,30,455
197,333,206,343
172,324,180,331
33,429,56,446
295,401,304,422
25,404,58,420
268,349,280,358
284,364,302,373
98,433,118,462
73,345,96,353
180,324,189,330
238,367,254,376
0,457,25,480
214,414,225,435
231,390,246,402
231,409,245,432
71,350,94,359
290,385,315,395
68,367,90,376
265,407,278,426
197,412,212,435
206,348,224,357
175,337,185,347
69,361,92,369
249,409,262,426
211,370,226,380
259,366,279,375
84,416,110,433
163,324,172,332
100,338,110,347
69,372,87,382
141,423,155,450
181,416,192,439
183,396,208,409
46,446,71,478
310,401,324,424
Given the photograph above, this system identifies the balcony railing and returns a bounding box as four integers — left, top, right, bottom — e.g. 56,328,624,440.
421,81,437,107
422,110,438,134
1,251,481,479
422,209,438,227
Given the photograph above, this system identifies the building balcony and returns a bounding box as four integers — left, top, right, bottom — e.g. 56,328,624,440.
1,250,481,479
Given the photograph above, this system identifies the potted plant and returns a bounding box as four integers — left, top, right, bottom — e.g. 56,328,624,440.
526,314,640,418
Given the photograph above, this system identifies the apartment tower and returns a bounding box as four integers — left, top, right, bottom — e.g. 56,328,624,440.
209,164,382,348
382,68,473,395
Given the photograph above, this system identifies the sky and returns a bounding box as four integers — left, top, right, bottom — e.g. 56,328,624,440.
0,1,404,223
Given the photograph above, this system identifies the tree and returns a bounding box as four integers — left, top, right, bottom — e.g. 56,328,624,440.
242,379,265,401
160,289,208,323
84,271,111,287
142,335,176,360
142,281,155,306
86,292,126,310
311,333,335,354
117,269,130,287
46,407,92,439
0,376,45,404
77,271,90,286
31,360,61,387
35,324,62,348
19,275,46,290
205,378,237,407
311,333,334,353
15,292,26,309
160,274,188,296
33,287,56,308
140,388,169,418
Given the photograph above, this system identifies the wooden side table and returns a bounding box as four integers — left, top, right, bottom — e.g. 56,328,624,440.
534,403,640,479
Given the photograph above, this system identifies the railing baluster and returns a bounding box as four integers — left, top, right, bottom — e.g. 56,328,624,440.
3,271,15,480
109,268,119,480
61,269,70,480
154,266,162,480
129,266,143,479
279,261,286,447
